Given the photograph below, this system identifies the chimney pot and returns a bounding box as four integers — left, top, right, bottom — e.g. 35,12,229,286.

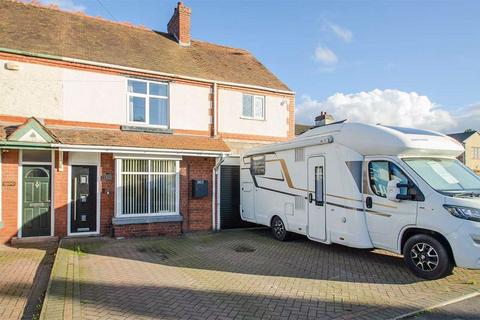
167,2,191,46
315,112,334,127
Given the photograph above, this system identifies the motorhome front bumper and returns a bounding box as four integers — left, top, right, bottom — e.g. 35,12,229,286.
446,221,480,269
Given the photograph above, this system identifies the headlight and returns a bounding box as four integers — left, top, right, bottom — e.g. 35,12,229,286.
444,205,480,223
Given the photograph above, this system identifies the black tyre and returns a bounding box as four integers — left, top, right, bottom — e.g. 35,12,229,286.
271,216,289,241
403,234,453,280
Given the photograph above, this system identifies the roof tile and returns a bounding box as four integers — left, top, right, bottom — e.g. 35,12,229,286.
0,0,290,91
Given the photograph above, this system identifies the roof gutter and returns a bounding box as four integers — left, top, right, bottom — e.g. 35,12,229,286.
53,143,230,157
0,141,55,149
0,47,295,95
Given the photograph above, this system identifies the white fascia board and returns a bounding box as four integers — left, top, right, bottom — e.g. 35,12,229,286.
54,144,230,157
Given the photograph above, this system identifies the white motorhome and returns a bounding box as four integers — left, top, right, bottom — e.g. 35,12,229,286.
240,121,480,279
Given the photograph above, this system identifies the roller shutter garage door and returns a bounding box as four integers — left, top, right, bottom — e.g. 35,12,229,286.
220,165,253,229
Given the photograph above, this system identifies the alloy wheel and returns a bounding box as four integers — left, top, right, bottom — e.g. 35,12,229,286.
273,218,285,239
410,242,439,272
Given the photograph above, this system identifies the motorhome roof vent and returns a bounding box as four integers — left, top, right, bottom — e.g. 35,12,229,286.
315,112,335,127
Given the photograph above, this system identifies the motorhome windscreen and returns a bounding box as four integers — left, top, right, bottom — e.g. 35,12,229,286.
404,158,480,193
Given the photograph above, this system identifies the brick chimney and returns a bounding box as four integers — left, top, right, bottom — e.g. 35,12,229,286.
167,2,191,46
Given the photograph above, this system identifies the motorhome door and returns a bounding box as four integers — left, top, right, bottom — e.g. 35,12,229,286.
307,156,327,241
363,158,419,250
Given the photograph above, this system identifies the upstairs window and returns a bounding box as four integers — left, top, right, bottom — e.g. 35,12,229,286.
127,79,169,126
242,94,265,120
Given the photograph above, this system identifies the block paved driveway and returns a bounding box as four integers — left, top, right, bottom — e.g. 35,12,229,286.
0,241,56,320
41,229,480,320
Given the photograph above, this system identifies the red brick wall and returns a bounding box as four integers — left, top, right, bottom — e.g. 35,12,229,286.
180,156,215,232
113,222,181,238
100,153,115,236
54,151,69,237
0,150,19,244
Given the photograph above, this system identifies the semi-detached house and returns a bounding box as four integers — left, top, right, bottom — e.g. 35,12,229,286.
0,0,294,243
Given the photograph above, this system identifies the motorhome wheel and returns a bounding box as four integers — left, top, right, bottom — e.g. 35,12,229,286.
403,234,453,280
271,216,289,241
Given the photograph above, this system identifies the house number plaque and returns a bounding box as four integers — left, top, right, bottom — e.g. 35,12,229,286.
2,181,16,187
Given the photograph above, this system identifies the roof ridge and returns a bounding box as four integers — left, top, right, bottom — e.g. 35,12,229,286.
14,1,251,54
14,0,151,31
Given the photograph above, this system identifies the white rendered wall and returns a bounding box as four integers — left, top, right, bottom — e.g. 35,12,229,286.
217,88,288,138
62,68,126,124
169,82,210,131
0,59,63,119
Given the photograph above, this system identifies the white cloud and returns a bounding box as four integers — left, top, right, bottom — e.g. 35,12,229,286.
296,89,465,133
39,0,86,12
328,23,353,43
314,46,338,66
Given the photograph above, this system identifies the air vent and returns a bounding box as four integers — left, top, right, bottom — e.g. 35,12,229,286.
295,147,305,162
295,196,305,210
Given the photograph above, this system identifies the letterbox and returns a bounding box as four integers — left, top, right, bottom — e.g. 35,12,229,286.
192,179,208,198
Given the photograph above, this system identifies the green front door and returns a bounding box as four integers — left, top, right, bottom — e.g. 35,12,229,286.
22,165,51,237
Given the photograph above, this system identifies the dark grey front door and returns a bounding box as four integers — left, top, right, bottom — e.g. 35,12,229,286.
71,166,97,233
22,165,51,237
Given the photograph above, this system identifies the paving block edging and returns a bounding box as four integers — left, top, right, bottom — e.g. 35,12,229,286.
40,240,80,320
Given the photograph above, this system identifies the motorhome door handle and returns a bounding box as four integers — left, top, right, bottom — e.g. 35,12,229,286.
308,193,313,203
366,196,373,209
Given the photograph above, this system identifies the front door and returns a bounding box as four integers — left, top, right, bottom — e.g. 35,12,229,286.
22,165,51,237
307,156,326,241
71,166,97,233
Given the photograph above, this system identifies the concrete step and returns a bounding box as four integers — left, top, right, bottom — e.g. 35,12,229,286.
11,236,59,246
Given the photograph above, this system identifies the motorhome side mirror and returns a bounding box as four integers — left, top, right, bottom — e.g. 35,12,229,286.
386,179,401,202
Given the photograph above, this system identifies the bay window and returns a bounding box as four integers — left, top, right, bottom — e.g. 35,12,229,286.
127,79,169,126
116,159,179,216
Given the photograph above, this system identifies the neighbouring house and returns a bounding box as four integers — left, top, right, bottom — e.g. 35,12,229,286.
295,112,336,135
0,0,294,243
295,124,311,136
448,130,480,174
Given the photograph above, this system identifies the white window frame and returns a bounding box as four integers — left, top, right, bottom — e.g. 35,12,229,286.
126,78,170,128
241,94,265,120
115,158,180,217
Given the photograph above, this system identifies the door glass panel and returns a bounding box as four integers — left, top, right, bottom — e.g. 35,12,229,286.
315,166,324,206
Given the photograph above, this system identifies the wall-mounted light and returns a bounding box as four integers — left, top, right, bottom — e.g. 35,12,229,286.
4,62,20,71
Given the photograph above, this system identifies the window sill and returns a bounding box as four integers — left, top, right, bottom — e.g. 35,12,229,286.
112,214,183,225
240,116,265,121
121,125,172,134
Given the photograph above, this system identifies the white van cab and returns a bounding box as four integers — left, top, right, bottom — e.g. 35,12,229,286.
240,120,480,279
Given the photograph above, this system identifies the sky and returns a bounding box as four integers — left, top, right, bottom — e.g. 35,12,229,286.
37,0,480,133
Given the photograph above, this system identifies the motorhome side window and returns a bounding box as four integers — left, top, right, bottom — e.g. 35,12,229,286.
315,166,324,206
369,161,411,198
250,156,265,176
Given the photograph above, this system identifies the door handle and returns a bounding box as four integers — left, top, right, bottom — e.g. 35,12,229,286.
73,177,78,221
366,196,373,209
308,193,313,203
